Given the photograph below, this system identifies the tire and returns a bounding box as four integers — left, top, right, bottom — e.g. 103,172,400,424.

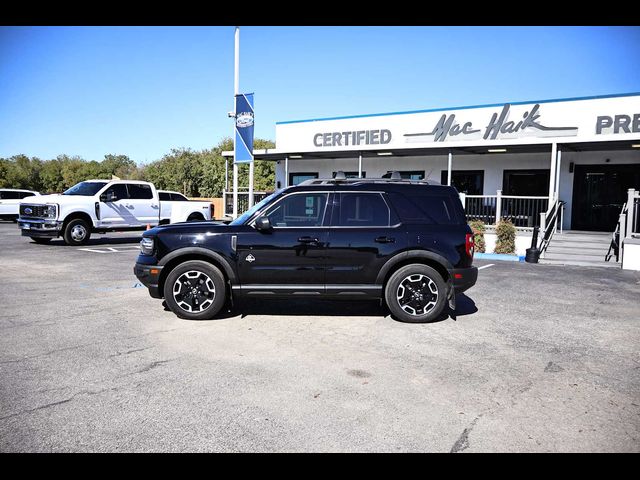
63,218,91,246
162,260,226,320
187,213,204,222
385,264,447,323
31,237,52,244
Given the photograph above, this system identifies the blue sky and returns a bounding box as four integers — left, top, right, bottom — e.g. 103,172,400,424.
1,26,639,164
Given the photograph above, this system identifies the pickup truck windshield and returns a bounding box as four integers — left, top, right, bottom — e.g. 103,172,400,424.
229,192,279,226
63,181,108,196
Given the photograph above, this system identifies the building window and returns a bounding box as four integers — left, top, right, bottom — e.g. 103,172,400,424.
384,170,425,180
332,171,366,178
440,170,484,195
289,172,319,186
503,169,550,196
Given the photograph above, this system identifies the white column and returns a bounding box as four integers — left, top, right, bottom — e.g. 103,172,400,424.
447,150,452,186
555,147,562,200
358,153,363,178
284,156,289,187
232,162,238,218
248,161,254,208
627,188,637,238
548,143,557,201
495,189,502,224
224,157,229,191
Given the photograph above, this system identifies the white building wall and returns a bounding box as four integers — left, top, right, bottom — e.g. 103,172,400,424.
275,149,640,232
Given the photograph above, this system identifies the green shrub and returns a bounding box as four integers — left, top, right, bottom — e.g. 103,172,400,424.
494,219,516,254
468,219,486,253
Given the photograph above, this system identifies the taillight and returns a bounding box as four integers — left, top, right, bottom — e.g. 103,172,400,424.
210,203,215,219
465,233,474,259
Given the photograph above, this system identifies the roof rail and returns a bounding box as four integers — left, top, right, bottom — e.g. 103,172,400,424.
298,175,440,187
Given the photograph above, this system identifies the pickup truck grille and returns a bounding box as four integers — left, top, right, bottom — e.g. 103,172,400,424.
20,204,49,218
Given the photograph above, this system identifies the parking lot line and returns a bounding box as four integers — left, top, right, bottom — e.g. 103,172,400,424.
477,264,495,270
77,246,140,254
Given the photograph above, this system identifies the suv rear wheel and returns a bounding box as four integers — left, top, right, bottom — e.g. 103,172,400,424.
163,260,226,320
385,264,447,323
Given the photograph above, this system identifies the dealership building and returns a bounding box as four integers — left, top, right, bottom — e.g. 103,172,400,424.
223,92,640,268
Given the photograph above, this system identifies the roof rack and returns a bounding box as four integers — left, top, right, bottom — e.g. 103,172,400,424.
298,171,441,186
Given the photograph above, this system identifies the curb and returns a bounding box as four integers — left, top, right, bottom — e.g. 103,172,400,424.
474,253,525,262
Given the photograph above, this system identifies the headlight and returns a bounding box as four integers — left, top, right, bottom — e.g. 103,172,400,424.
140,237,155,255
44,204,57,219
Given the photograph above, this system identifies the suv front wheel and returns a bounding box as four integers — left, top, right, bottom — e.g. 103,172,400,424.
163,260,226,320
385,264,447,323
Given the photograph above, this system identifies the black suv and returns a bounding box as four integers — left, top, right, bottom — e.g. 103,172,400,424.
134,174,477,323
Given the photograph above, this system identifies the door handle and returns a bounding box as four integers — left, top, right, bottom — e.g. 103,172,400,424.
375,236,395,243
151,204,159,208
126,204,134,209
298,236,319,244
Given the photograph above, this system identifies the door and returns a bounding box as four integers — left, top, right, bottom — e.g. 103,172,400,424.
99,183,133,226
324,192,406,290
126,183,159,225
572,164,640,231
236,191,330,292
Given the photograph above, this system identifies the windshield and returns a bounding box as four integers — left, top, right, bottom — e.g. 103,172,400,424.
63,181,108,196
229,192,280,226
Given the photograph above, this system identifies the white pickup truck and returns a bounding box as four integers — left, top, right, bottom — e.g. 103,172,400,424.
18,180,213,245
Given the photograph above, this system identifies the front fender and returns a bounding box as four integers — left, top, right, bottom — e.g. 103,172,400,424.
157,246,237,283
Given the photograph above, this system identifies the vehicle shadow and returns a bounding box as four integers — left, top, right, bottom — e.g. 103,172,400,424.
30,235,143,246
208,293,478,323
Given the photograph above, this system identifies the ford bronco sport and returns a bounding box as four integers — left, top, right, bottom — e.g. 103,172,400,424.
134,173,477,323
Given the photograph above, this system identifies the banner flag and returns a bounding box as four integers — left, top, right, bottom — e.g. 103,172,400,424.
234,93,254,163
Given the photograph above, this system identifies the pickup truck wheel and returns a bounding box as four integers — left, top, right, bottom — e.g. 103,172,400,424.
385,264,447,323
63,218,91,246
187,213,204,222
163,260,226,320
31,237,52,244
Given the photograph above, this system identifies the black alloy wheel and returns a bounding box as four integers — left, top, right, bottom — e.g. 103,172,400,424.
385,264,447,323
162,260,226,320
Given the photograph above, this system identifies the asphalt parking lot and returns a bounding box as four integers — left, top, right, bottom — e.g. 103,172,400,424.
1,221,639,452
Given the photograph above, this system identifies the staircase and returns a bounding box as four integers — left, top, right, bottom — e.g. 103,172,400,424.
540,230,618,268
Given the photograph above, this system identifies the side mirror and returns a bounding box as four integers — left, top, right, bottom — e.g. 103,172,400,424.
254,216,272,231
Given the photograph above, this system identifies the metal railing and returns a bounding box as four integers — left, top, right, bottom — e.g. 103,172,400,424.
222,190,269,217
461,190,549,227
608,188,640,264
538,198,565,256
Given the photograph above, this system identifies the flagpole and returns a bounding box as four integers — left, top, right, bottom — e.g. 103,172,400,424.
232,26,239,219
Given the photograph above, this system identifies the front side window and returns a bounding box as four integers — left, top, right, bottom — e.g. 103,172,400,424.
127,183,153,199
264,192,328,227
332,193,390,227
102,183,129,200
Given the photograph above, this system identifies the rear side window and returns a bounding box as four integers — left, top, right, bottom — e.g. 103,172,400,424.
388,192,459,225
170,193,188,201
19,191,36,198
333,193,391,227
159,192,171,201
127,183,153,200
1,191,21,199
